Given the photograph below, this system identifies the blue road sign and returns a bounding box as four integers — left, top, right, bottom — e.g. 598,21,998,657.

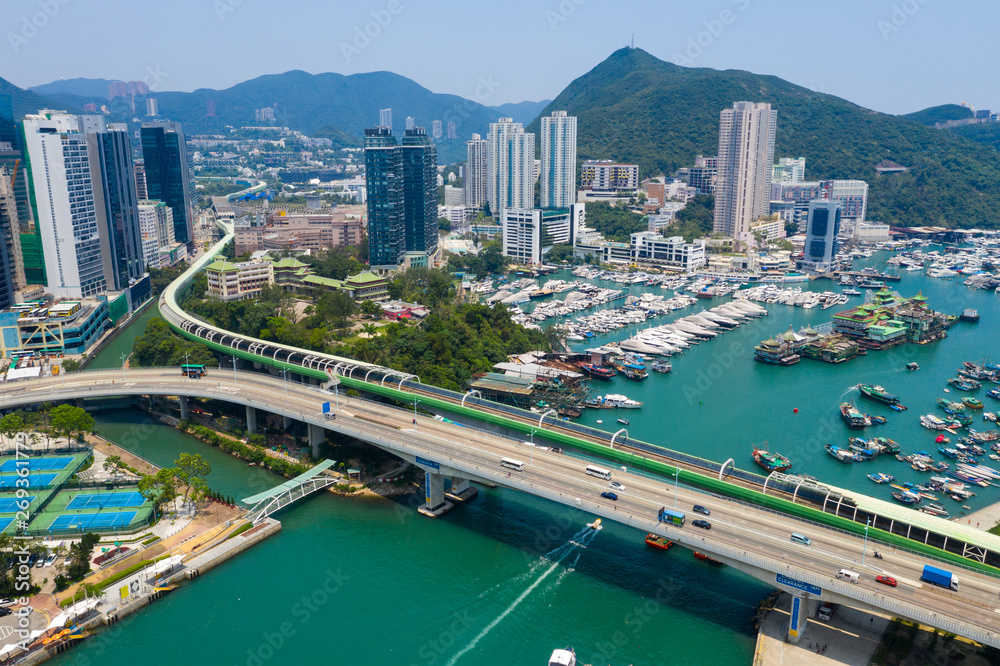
415,456,440,470
322,402,331,414
776,573,822,596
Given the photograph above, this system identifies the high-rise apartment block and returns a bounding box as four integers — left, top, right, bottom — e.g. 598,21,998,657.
90,120,144,289
137,200,175,269
580,161,639,191
141,122,194,248
432,120,443,139
405,116,415,130
446,121,456,140
379,108,393,129
540,111,577,209
465,133,487,209
486,118,534,215
0,167,25,308
145,98,159,117
400,128,439,266
713,102,777,244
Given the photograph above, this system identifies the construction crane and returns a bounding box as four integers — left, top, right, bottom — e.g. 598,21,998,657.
961,101,976,116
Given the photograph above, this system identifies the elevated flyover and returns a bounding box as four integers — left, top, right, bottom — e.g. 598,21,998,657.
1,368,1000,646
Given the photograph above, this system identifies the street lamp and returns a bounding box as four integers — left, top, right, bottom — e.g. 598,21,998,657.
529,428,535,465
673,468,680,509
861,517,871,567
281,368,288,397
183,352,190,379
413,399,420,431
231,357,238,384
121,353,128,380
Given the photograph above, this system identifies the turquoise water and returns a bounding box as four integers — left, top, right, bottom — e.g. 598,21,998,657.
51,252,1000,665
84,303,160,370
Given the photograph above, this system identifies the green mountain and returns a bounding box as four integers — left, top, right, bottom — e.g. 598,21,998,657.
29,78,116,99
0,76,70,119
901,104,973,126
489,100,551,126
528,48,1000,228
951,123,1000,151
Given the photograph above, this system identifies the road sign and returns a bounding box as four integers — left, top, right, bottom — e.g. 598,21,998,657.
776,573,822,596
415,456,440,470
322,402,331,414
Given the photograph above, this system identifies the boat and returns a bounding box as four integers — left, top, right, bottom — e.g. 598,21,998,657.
870,437,900,454
960,309,980,322
616,365,649,381
989,388,1000,400
868,472,895,484
548,648,577,666
825,444,856,463
857,383,903,407
948,377,982,391
617,418,630,426
752,445,792,472
867,415,888,425
587,519,603,531
921,414,950,430
693,552,725,566
601,394,643,409
963,397,984,410
644,533,673,550
579,363,617,380
651,359,672,373
891,491,921,505
906,362,920,370
840,402,870,429
937,398,965,415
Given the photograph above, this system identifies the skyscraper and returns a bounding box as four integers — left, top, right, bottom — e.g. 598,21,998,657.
540,111,577,209
145,98,159,117
364,127,404,269
713,102,777,244
134,159,148,200
22,111,107,298
486,118,534,216
0,96,34,230
465,133,487,209
0,167,25,303
405,116,415,130
379,108,393,129
800,200,841,272
90,120,144,288
141,122,194,248
446,121,456,140
431,120,442,139
400,128,438,265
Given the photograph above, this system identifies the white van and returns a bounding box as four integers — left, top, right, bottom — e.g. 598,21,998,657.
790,533,812,546
836,569,860,584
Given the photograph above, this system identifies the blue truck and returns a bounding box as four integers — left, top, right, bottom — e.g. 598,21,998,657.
921,564,960,591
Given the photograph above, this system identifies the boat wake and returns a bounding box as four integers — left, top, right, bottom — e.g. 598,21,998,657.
445,525,600,666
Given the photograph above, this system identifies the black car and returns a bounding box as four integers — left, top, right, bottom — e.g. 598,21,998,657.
693,505,711,516
692,519,712,530
0,608,11,617
600,491,618,501
26,554,38,567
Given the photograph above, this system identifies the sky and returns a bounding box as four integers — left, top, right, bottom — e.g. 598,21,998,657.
3,0,998,116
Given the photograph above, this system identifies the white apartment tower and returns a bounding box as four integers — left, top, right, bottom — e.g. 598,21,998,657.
486,118,534,216
465,133,488,209
540,111,577,209
713,102,777,245
22,111,107,298
379,108,392,129
137,200,175,269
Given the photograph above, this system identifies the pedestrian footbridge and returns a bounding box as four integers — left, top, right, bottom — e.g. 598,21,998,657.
241,459,338,523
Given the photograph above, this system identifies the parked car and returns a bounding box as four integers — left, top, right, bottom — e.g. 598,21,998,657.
692,505,710,516
0,608,11,617
600,491,618,501
43,555,56,567
875,575,898,587
609,482,626,491
26,554,38,567
692,519,712,530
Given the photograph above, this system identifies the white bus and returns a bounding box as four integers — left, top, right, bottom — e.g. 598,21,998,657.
501,458,526,472
585,465,612,480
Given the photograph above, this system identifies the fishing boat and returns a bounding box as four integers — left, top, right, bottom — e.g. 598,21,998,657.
906,362,920,370
617,418,630,426
579,363,617,380
651,359,672,373
948,377,981,391
840,402,870,429
891,491,920,505
825,444,856,463
866,414,888,425
867,472,895,484
693,552,725,566
871,437,900,454
918,505,949,517
937,398,965,415
988,388,1000,400
752,445,792,473
644,534,673,550
921,414,949,430
616,365,649,381
963,397,984,410
857,383,904,407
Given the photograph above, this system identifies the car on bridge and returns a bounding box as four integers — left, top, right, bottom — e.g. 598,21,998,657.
693,504,710,516
876,575,898,587
609,481,626,491
692,519,712,530
600,491,618,501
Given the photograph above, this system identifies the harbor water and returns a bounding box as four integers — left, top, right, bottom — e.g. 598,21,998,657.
53,254,1000,665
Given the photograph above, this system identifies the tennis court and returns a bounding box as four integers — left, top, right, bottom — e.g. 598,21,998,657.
0,497,33,513
48,511,137,531
0,457,74,472
0,517,12,532
66,491,146,510
0,474,57,489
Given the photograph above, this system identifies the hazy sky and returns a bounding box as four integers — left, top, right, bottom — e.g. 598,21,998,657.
3,0,997,115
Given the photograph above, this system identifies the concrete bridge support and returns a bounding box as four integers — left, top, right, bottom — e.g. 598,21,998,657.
179,396,189,420
308,423,325,457
444,476,478,504
282,415,292,430
786,593,813,644
246,406,257,433
418,472,454,518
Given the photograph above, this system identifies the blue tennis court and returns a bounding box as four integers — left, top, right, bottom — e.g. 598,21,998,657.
0,497,33,512
0,457,74,472
0,474,57,489
66,492,145,510
0,517,12,532
48,511,137,531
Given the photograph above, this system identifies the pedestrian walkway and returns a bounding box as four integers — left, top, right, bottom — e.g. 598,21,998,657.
150,498,195,539
755,593,891,665
961,501,1000,532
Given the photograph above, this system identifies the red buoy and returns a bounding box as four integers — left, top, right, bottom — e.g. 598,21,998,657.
793,408,798,413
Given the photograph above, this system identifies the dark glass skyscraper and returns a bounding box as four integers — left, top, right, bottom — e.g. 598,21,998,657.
364,127,404,269
141,122,194,247
92,123,143,289
401,128,438,262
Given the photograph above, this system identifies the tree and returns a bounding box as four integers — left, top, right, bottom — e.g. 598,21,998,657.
49,404,95,443
138,468,178,516
103,455,125,479
438,217,451,231
360,300,382,319
0,413,24,444
61,358,81,372
173,453,212,504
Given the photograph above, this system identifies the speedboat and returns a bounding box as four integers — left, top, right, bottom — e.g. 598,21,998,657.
587,519,602,531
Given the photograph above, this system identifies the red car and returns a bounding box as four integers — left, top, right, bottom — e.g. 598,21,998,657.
875,575,897,587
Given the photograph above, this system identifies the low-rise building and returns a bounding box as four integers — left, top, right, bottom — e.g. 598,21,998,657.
205,259,275,301
854,222,891,243
234,210,364,255
0,298,111,357
630,233,706,271
580,161,638,191
503,206,583,265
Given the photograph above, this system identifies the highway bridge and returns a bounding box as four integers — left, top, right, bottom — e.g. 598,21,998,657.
2,367,1000,646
